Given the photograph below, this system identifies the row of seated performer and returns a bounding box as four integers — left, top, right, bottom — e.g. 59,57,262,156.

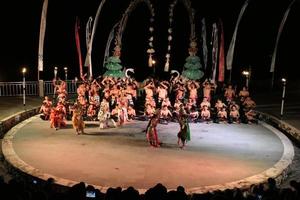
39,75,259,130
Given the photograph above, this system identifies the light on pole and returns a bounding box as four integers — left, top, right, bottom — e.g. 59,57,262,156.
54,66,58,80
64,67,68,80
242,70,250,88
152,60,156,76
22,67,27,107
280,78,286,118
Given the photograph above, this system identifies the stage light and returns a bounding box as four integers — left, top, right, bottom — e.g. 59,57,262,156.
281,78,286,83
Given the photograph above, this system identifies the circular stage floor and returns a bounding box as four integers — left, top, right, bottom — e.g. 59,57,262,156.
2,115,294,193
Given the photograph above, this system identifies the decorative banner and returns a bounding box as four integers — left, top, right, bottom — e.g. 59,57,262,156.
270,0,296,73
75,17,83,78
113,0,155,67
103,22,119,68
84,17,93,68
218,19,225,82
166,0,196,72
226,0,249,71
201,18,208,70
38,0,48,72
211,23,219,83
87,0,108,79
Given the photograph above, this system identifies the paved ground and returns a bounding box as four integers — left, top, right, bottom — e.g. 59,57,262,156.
4,116,290,193
0,89,300,188
0,96,41,120
253,88,300,187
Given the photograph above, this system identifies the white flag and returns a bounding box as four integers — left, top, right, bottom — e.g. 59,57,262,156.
226,0,249,70
270,0,296,72
38,0,48,72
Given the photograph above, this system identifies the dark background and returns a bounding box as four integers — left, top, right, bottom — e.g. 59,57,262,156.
0,0,299,87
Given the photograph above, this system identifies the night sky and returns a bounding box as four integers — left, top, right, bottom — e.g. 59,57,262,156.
0,0,299,86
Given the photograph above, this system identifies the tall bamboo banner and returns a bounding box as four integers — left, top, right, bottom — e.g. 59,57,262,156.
113,0,155,66
38,0,48,75
84,17,93,69
103,22,119,68
218,19,225,82
165,0,196,72
75,17,83,78
86,0,108,79
201,18,208,70
226,0,250,82
211,23,219,83
270,0,296,88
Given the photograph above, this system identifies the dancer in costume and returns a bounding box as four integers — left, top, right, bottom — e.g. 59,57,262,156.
98,98,117,129
177,106,191,149
70,102,85,135
146,109,160,147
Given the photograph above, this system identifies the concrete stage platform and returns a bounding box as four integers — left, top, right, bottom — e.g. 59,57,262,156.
2,115,294,194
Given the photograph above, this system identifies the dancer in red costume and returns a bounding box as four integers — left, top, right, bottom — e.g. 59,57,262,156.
145,110,160,147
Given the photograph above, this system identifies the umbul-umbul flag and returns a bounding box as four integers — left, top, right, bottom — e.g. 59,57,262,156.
75,17,83,78
218,19,225,82
38,0,48,72
226,0,249,71
270,0,296,73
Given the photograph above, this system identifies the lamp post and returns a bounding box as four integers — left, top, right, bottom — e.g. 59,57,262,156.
64,67,68,80
280,78,286,119
54,66,58,80
22,67,27,107
152,60,156,76
242,70,250,88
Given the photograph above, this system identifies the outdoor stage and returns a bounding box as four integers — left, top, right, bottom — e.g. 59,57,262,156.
2,115,294,194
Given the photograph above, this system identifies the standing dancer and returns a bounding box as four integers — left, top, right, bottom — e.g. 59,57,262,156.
70,103,85,135
146,109,160,147
177,106,191,149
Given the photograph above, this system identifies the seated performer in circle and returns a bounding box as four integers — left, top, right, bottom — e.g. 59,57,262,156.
127,105,136,121
229,105,240,124
200,105,211,123
245,108,258,124
217,107,228,123
160,105,173,124
39,96,52,120
239,86,250,102
189,105,199,123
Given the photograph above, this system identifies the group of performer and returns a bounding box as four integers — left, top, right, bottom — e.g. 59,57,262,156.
39,75,258,148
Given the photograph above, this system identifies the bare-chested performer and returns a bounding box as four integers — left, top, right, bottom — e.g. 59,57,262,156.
229,105,240,123
224,84,235,103
187,80,200,105
40,96,52,120
239,86,250,102
202,80,216,102
201,105,211,122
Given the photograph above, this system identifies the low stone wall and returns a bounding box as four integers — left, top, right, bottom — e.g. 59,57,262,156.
0,107,40,138
258,111,300,144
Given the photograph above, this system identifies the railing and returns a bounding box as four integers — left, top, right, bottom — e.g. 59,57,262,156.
0,80,77,97
0,81,38,96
